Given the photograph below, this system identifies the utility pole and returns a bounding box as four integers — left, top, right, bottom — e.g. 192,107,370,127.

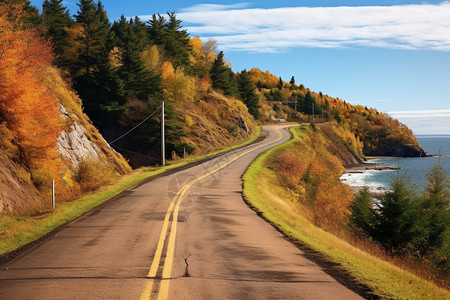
161,100,165,166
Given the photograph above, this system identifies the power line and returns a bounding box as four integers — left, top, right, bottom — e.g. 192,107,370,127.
110,144,162,161
108,106,161,145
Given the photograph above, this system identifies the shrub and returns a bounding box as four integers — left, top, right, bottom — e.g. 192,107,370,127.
74,158,114,192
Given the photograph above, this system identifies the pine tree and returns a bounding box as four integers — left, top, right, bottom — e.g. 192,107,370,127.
164,12,192,73
238,70,260,119
373,176,422,250
71,0,122,130
73,0,110,76
210,51,239,97
304,91,316,115
419,164,450,253
147,14,166,45
42,0,73,66
277,76,283,90
147,12,192,74
348,187,377,236
113,16,162,101
290,76,295,85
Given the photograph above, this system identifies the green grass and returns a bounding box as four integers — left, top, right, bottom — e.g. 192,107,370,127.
242,126,449,300
0,127,261,257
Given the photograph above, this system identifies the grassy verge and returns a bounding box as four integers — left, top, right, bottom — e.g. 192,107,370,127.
0,127,261,257
242,126,449,299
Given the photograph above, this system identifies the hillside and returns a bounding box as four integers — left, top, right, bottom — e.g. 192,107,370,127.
247,68,426,158
0,2,130,213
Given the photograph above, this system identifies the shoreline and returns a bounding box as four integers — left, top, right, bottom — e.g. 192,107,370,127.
344,161,399,173
341,161,399,196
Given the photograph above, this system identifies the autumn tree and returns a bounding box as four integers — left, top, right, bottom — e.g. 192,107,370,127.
189,37,217,79
161,61,196,103
0,3,63,191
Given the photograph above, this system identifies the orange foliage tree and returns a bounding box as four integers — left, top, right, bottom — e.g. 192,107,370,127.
0,3,64,195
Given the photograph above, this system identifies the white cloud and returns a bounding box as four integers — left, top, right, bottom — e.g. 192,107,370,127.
166,2,450,52
388,109,450,135
180,3,251,12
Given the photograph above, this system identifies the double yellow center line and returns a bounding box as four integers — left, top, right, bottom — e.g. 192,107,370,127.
141,127,284,300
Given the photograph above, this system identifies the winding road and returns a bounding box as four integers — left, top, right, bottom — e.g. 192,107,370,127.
0,125,363,299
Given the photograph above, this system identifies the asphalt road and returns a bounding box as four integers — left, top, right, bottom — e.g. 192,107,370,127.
0,125,363,299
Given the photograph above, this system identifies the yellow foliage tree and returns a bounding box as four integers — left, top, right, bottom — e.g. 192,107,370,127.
161,61,197,103
141,45,160,71
189,37,217,78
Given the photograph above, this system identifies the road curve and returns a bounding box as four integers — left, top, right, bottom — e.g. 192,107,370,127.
0,125,362,299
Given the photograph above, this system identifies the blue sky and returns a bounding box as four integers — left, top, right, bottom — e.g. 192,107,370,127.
31,0,450,134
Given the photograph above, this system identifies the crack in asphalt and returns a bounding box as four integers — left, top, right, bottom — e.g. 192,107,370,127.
184,256,190,277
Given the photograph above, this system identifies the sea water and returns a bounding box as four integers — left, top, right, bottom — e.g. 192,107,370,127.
341,135,450,192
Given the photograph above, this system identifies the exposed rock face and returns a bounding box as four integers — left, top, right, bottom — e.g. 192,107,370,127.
394,144,428,157
365,143,427,157
236,116,249,133
322,129,364,168
57,105,100,166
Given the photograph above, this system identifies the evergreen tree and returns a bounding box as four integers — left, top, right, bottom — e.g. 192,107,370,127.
147,14,166,45
42,0,73,66
113,16,162,101
277,76,283,90
419,164,450,253
147,12,192,73
210,51,238,97
290,76,295,85
304,91,316,115
164,12,192,73
71,0,121,130
226,69,239,98
373,176,422,250
73,0,110,76
132,16,150,50
238,70,260,119
348,187,377,236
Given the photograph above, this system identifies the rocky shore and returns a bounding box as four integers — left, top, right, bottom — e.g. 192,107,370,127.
345,161,399,173
341,160,399,196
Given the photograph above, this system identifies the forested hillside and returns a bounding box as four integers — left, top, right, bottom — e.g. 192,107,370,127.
39,0,256,167
247,68,426,157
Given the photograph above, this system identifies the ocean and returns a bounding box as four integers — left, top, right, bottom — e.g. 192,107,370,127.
341,135,450,192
